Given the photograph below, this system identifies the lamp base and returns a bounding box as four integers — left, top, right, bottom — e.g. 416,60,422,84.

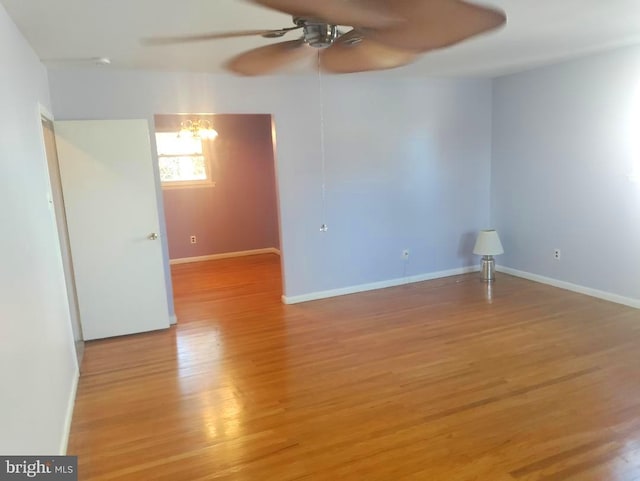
480,255,496,282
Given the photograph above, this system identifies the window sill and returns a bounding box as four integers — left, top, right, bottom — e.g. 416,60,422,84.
161,181,217,190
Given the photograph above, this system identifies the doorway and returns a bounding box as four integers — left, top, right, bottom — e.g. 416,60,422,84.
40,116,84,364
153,113,283,313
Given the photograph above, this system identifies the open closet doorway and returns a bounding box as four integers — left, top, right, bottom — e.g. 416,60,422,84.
153,114,283,321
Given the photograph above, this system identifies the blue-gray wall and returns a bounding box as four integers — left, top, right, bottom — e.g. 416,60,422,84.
48,69,492,300
0,2,78,454
492,45,640,301
49,45,640,307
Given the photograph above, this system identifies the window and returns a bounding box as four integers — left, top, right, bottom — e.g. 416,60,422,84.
155,132,213,186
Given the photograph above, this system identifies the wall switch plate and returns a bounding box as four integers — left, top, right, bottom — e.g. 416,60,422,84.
190,235,197,244
402,249,410,260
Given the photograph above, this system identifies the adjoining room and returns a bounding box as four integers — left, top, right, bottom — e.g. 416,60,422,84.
153,113,283,320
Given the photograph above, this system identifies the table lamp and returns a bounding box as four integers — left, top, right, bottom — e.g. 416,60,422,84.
473,229,504,282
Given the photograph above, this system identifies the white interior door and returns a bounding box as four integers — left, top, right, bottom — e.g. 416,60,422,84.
54,119,170,340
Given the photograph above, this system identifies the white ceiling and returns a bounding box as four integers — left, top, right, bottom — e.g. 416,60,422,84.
3,0,640,77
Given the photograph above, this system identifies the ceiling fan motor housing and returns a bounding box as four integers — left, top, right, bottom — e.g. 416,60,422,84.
295,17,338,48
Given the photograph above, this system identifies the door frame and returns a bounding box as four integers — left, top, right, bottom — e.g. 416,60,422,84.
37,104,84,365
153,113,285,296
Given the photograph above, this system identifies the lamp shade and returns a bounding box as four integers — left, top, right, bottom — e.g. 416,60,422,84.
473,229,504,256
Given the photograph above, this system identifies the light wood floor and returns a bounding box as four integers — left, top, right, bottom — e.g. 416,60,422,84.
69,254,640,480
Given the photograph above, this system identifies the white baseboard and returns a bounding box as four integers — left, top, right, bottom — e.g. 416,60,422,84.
282,266,479,305
169,314,178,325
60,365,79,455
497,265,640,309
170,248,280,265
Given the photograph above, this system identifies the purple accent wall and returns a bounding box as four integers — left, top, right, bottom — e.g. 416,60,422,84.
158,114,280,260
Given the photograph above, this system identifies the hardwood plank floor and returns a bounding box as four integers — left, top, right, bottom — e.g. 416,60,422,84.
68,254,640,480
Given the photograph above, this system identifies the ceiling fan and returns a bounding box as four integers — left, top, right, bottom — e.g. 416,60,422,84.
144,0,506,75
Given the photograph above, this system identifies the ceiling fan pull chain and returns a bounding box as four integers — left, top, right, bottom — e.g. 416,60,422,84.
318,49,328,233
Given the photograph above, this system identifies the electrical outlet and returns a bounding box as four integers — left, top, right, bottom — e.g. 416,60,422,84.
402,249,410,260
554,249,561,260
190,235,197,244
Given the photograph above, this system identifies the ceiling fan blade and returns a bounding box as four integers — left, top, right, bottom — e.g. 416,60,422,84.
369,0,506,52
251,0,399,29
226,39,309,76
321,30,416,73
142,28,297,45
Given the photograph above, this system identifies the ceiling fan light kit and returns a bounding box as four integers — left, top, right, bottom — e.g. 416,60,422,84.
144,0,506,76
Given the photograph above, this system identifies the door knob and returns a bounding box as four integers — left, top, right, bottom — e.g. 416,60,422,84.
148,233,159,240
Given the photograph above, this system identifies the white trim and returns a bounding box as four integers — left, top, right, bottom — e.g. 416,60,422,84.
38,103,54,123
496,265,640,309
59,365,79,455
40,103,82,455
161,180,217,190
282,266,479,305
36,104,56,210
170,248,280,265
169,314,178,325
